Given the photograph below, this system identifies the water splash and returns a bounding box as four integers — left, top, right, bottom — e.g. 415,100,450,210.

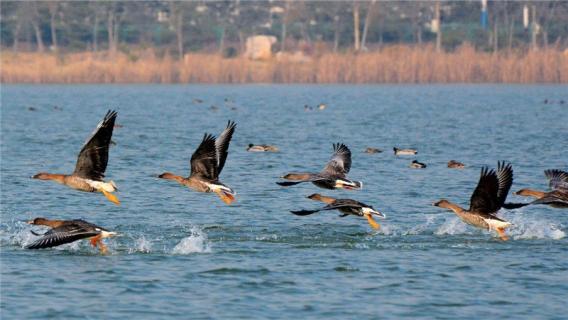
128,236,153,254
507,214,565,240
434,217,470,235
172,226,211,254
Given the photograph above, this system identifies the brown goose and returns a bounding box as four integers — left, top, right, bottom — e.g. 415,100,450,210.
291,194,385,229
514,169,568,208
32,110,119,205
433,162,514,241
277,143,362,190
159,121,237,205
26,218,116,254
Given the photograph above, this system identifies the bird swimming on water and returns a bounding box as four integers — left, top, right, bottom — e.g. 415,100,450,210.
393,147,417,155
433,161,515,241
514,169,568,208
277,143,362,190
364,147,382,154
26,217,116,254
159,121,237,205
32,110,120,205
448,160,465,169
291,194,385,229
247,144,279,152
410,160,427,168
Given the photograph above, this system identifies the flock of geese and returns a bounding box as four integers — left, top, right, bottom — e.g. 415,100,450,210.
25,110,567,253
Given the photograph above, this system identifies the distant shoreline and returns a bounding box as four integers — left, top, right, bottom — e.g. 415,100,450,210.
2,45,567,84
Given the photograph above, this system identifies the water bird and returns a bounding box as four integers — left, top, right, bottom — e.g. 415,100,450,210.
193,98,204,104
410,160,427,168
291,194,385,229
448,160,465,169
433,161,514,241
393,147,417,155
247,144,279,152
514,169,568,208
159,121,237,205
32,110,120,205
364,147,382,154
304,105,313,111
318,103,327,110
277,143,362,190
26,218,116,254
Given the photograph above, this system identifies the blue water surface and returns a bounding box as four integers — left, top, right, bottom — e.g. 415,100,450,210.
1,84,567,319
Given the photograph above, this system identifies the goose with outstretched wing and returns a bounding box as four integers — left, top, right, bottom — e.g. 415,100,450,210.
26,218,116,254
433,161,514,240
159,121,237,205
291,193,385,230
32,110,120,205
514,169,568,208
278,143,362,190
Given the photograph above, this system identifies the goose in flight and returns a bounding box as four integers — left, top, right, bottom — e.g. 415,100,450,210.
278,143,362,190
433,162,515,241
291,194,385,229
159,121,237,205
32,110,120,205
514,169,568,208
26,217,116,254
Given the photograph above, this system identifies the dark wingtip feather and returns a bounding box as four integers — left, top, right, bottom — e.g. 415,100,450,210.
290,210,319,216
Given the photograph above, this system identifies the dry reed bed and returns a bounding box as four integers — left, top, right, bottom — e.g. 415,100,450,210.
1,45,567,83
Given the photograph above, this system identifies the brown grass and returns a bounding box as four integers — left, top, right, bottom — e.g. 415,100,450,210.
1,44,567,83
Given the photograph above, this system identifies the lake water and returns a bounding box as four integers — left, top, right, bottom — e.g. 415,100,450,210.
1,84,567,319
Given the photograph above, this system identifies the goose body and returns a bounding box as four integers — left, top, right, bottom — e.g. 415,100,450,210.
159,121,237,205
32,110,120,205
278,143,362,190
433,162,514,240
26,218,116,253
291,194,385,229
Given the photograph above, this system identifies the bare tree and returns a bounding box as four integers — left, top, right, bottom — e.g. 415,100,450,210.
106,2,122,55
169,1,185,58
281,0,291,51
361,0,377,50
47,1,58,52
29,2,45,52
435,0,441,52
353,1,360,51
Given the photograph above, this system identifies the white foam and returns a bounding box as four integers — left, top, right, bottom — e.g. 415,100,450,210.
172,227,212,254
506,214,565,240
128,236,153,254
434,217,470,235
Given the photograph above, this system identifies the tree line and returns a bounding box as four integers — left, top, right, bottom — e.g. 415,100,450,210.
1,1,567,57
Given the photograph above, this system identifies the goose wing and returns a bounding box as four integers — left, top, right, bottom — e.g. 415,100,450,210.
322,143,351,177
545,169,568,191
215,121,236,175
495,161,514,208
190,133,218,180
291,200,364,216
531,191,568,207
72,110,117,181
26,220,102,249
469,166,500,213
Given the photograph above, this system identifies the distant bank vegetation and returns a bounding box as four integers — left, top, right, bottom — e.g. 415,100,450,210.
2,45,567,84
